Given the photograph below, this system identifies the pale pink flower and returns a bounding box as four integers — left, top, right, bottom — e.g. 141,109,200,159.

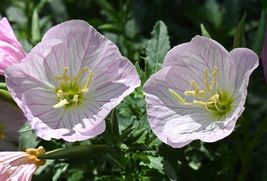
144,36,258,148
0,100,25,151
0,146,45,181
0,17,26,75
5,20,140,141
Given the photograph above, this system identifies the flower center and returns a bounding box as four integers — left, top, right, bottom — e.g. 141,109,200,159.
168,66,233,120
25,146,45,166
53,66,93,109
0,123,5,139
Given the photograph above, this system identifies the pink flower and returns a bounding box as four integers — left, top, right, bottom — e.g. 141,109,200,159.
261,27,267,83
144,36,258,148
0,17,26,75
0,100,25,151
0,146,45,181
5,20,140,141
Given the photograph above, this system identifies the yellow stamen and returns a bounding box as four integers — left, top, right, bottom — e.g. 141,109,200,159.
73,95,79,104
74,66,89,81
168,89,186,105
53,99,69,109
54,67,71,81
81,71,94,92
204,68,209,90
209,66,217,90
56,90,64,100
25,146,45,166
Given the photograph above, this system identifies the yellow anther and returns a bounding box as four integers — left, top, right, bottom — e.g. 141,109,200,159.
191,80,200,92
53,99,69,109
209,66,218,90
82,71,94,92
73,95,79,104
74,66,89,81
56,89,64,100
204,68,209,90
54,67,71,81
168,89,186,105
25,146,45,166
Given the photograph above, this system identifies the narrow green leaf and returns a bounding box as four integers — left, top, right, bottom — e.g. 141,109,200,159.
252,10,266,55
200,23,211,38
39,145,110,160
111,108,119,137
233,12,247,48
95,0,119,20
31,8,41,43
144,20,170,77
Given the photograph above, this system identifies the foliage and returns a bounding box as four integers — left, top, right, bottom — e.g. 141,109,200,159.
0,0,267,180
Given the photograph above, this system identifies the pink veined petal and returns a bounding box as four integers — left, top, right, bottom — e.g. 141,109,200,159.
144,66,209,146
144,62,249,148
0,17,26,75
0,164,9,180
6,20,140,142
163,35,237,95
5,40,59,110
229,48,259,96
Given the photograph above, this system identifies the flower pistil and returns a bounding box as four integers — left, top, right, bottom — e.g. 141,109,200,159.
53,66,94,109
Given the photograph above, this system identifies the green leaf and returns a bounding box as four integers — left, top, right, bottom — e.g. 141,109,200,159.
18,123,39,150
140,155,164,174
53,163,69,181
252,10,266,55
95,0,119,21
144,20,170,77
233,12,247,48
200,23,211,38
31,8,41,43
40,144,110,160
67,170,85,181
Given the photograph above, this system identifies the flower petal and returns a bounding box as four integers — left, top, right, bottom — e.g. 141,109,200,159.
0,17,26,74
144,66,208,145
5,40,60,109
229,48,259,96
163,35,237,94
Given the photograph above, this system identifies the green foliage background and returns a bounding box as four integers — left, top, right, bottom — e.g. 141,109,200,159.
0,0,267,180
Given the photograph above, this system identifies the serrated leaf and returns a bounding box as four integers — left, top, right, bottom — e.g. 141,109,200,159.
140,155,164,174
252,10,266,55
144,20,170,77
233,12,247,48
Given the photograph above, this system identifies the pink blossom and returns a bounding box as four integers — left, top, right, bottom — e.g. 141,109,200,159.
5,20,140,141
144,36,258,148
0,146,45,181
0,17,26,75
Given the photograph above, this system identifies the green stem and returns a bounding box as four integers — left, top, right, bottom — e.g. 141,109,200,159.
238,114,267,180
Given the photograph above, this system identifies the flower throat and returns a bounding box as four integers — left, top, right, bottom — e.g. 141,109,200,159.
53,66,93,109
168,66,233,120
